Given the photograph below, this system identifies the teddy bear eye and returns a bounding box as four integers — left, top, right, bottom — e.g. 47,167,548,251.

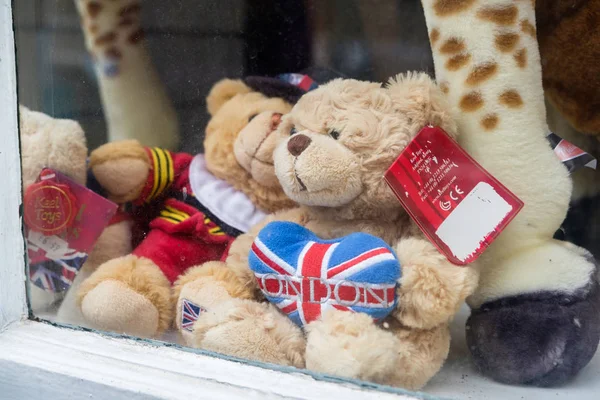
329,130,341,140
290,126,297,135
248,114,258,122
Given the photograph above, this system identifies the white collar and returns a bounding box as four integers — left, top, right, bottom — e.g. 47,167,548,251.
189,154,267,233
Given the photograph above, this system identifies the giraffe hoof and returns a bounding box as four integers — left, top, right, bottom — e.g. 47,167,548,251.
466,278,600,386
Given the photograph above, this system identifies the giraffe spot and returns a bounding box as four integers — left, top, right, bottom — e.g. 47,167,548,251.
105,47,122,60
440,37,465,54
460,91,484,112
481,114,499,130
440,82,450,94
446,53,471,71
94,31,117,46
89,24,99,34
521,20,536,37
433,0,477,16
128,29,145,45
477,5,518,25
514,48,527,68
87,1,102,18
430,28,440,45
494,32,520,52
118,17,135,27
119,3,142,18
499,90,524,108
466,63,498,86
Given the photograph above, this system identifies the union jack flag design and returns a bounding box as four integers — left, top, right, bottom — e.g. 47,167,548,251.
29,252,88,292
249,222,401,327
181,298,205,332
277,73,319,92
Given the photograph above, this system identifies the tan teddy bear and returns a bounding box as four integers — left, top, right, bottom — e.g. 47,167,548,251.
76,77,302,338
174,73,479,389
19,105,132,324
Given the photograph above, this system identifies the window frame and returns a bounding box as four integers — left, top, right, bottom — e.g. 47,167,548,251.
0,2,430,398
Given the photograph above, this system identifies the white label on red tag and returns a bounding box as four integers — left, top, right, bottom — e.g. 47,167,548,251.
384,126,524,265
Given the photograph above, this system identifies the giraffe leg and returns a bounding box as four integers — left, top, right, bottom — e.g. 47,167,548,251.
74,0,179,149
466,243,600,386
419,0,600,385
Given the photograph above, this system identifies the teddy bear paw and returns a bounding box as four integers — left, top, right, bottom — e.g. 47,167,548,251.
305,310,400,384
191,299,306,368
80,280,161,337
78,255,172,338
466,280,600,386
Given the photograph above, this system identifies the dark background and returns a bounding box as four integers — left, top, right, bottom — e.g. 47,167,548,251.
14,0,433,153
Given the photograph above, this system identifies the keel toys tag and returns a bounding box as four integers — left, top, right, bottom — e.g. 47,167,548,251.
384,126,523,265
24,170,77,236
24,168,118,293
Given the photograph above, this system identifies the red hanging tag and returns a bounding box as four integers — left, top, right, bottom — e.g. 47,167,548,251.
384,126,524,265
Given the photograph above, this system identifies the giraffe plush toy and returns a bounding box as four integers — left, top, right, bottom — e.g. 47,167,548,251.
420,0,600,386
74,0,180,149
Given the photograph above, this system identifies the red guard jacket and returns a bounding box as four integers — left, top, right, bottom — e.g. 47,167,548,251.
128,147,239,284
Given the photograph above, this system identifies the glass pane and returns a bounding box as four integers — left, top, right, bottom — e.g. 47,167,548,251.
15,0,600,398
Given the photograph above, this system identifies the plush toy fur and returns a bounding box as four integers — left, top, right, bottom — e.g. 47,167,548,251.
419,0,600,386
74,0,180,149
536,0,600,136
173,73,479,390
537,1,600,258
76,79,296,337
19,106,132,322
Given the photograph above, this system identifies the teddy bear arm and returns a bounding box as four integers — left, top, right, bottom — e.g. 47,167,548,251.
393,236,479,330
89,140,152,203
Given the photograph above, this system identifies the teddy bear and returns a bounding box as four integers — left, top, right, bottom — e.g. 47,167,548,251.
74,74,331,338
19,105,133,325
172,72,479,390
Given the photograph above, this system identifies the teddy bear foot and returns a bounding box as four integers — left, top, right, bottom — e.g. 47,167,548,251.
80,280,161,337
305,310,401,384
191,298,306,368
173,262,253,346
306,310,450,390
466,280,600,386
78,255,172,338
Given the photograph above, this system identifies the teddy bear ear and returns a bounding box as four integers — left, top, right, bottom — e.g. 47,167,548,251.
206,79,253,116
385,72,456,134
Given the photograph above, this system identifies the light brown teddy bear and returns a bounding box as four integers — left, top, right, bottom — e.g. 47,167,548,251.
19,105,132,324
76,77,301,338
174,73,479,389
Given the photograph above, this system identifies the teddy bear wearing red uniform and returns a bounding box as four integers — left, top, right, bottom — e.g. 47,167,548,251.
128,146,264,283
75,74,325,338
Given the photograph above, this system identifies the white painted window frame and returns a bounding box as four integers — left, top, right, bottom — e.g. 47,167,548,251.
0,2,432,399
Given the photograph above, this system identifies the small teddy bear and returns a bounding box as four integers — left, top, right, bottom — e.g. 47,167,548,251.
19,105,132,323
76,75,319,338
174,73,479,389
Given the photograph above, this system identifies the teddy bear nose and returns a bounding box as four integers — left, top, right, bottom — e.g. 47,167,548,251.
287,134,312,156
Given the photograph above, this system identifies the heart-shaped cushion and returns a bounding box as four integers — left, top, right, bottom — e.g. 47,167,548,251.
249,221,401,327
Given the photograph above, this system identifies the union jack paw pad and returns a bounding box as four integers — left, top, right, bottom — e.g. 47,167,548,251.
249,221,401,327
181,298,206,332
